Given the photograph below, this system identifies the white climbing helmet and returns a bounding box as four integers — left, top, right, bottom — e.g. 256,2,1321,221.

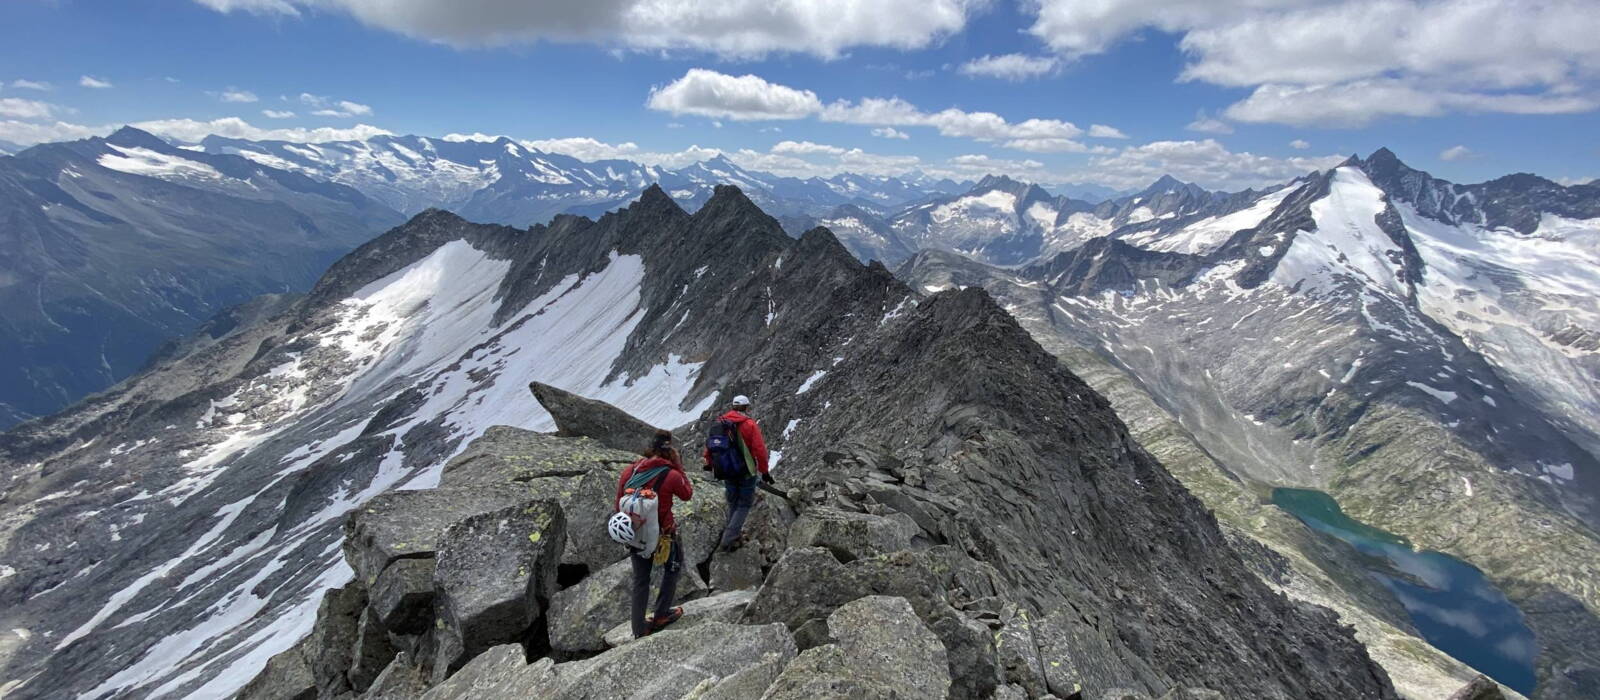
732,395,751,408
607,511,637,546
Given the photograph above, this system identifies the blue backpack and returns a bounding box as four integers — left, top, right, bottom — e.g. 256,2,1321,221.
706,419,750,481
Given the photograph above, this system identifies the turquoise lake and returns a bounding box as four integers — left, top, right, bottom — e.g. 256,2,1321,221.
1272,488,1537,695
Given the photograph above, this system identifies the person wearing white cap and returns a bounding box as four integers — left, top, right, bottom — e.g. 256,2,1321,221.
702,394,772,553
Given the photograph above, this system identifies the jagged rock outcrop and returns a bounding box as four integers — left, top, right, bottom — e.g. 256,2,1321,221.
527,381,657,454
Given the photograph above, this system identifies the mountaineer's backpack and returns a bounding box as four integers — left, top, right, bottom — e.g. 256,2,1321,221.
610,464,669,558
706,419,751,481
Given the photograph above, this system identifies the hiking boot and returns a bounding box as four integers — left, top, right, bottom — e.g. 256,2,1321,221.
649,607,684,632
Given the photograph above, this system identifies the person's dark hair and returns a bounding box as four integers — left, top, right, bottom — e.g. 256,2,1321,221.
644,429,675,459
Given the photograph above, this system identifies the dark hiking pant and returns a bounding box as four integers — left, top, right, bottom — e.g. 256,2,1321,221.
630,534,682,638
719,476,758,549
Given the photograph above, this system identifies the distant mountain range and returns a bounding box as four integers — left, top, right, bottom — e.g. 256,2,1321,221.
0,127,403,427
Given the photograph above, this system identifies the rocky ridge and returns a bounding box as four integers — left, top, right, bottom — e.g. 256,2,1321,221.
3,186,1400,698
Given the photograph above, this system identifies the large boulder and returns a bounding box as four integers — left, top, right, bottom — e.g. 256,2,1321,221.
431,500,567,682
342,486,529,585
528,382,659,454
423,622,796,700
742,547,952,631
786,507,920,563
763,595,951,699
236,636,316,700
548,622,796,698
709,544,764,592
601,589,757,647
995,606,1051,698
545,556,708,653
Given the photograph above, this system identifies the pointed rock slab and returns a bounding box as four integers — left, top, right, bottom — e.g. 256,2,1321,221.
601,589,757,647
430,500,567,683
528,381,659,455
546,555,708,653
741,546,951,632
786,506,920,563
763,595,951,699
342,486,530,586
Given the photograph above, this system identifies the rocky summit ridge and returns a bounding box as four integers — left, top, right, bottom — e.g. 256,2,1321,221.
0,185,1413,699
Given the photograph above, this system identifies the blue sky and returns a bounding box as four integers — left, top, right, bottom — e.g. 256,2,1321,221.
2,0,1596,190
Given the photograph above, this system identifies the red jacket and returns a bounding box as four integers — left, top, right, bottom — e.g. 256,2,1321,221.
615,456,692,532
702,410,770,476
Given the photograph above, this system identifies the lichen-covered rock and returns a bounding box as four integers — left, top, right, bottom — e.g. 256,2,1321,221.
709,543,764,592
995,606,1050,698
549,622,795,699
421,645,555,700
742,546,952,632
930,606,1000,699
786,506,920,563
431,500,567,682
360,651,428,699
545,555,708,653
1033,613,1168,699
529,381,659,454
693,651,791,700
601,588,756,647
342,486,529,585
763,595,951,699
370,557,434,636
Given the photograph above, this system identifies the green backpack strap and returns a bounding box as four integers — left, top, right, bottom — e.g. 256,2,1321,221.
626,465,670,491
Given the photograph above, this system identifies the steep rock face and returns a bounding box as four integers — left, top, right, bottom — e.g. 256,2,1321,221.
0,127,403,427
900,150,1600,699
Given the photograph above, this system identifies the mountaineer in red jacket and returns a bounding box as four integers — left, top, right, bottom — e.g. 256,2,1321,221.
616,430,692,637
702,395,771,553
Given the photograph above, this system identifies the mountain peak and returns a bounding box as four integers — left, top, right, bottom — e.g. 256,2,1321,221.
975,174,1023,191
106,125,169,150
631,183,684,215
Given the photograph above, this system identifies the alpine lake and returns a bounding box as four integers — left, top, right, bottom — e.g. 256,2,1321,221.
1272,488,1537,695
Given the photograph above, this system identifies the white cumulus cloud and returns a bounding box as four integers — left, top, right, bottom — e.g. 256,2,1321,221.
958,54,1061,81
871,127,909,139
1185,112,1234,134
1290,139,1311,150
647,69,822,121
1025,0,1600,127
192,0,975,59
1088,124,1128,139
299,93,374,118
0,98,57,120
131,117,392,143
1439,145,1474,161
771,140,848,156
79,75,113,89
220,88,259,103
262,109,295,119
10,79,52,91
